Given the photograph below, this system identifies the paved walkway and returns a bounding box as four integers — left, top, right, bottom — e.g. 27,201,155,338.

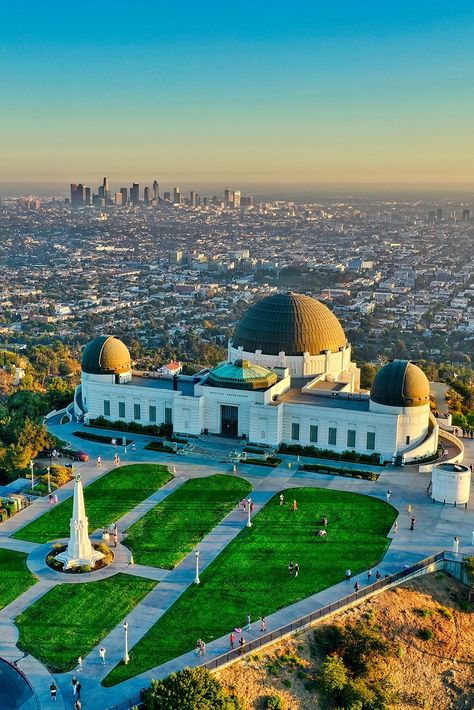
0,424,472,710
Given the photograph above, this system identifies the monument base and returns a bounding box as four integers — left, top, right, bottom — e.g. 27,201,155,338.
56,548,105,570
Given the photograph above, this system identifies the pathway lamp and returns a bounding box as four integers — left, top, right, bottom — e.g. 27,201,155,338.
195,549,200,585
123,621,129,664
247,498,252,528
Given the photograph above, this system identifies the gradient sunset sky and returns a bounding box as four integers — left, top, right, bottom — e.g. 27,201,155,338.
1,1,473,186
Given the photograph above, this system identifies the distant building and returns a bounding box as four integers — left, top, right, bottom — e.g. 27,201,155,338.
158,361,182,376
462,209,470,221
173,187,181,204
70,184,84,209
114,192,123,206
153,180,160,202
130,183,140,205
144,187,151,205
232,190,241,209
120,187,128,205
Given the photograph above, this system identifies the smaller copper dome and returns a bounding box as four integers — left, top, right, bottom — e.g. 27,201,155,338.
82,336,131,375
370,360,430,408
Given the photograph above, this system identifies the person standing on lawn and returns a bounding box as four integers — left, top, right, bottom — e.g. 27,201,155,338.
292,499,298,512
280,493,284,506
294,562,299,577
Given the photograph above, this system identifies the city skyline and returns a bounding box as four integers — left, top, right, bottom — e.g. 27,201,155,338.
1,2,474,186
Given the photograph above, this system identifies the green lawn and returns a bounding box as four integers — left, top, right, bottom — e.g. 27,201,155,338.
13,464,173,544
0,549,37,610
104,487,396,686
124,475,252,569
16,574,157,672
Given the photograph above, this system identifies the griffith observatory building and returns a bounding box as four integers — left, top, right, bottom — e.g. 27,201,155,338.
74,292,439,464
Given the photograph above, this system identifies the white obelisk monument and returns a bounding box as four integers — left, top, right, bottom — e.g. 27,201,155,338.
56,474,105,570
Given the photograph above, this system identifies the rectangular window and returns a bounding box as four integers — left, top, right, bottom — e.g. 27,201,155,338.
291,423,300,441
149,405,156,423
164,407,172,425
103,400,110,417
134,403,141,421
310,425,318,443
347,429,356,448
328,427,337,446
406,435,410,445
118,401,125,419
367,431,376,450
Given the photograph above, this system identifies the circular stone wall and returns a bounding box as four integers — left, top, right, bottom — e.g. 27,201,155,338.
431,463,471,505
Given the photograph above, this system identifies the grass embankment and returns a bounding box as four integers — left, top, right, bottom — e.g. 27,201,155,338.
124,475,251,569
13,464,173,543
0,549,37,609
16,574,156,672
104,488,396,685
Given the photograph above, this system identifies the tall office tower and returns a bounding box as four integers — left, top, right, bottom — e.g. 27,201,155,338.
203,196,208,207
436,207,443,220
70,183,84,209
98,185,104,198
232,190,241,209
120,187,128,205
462,209,470,221
190,190,197,207
92,194,100,207
163,191,171,202
224,188,231,207
212,195,219,206
173,187,181,204
84,187,91,206
153,179,160,202
246,195,253,208
130,183,140,204
103,177,109,202
114,192,123,206
144,187,151,204
168,250,183,265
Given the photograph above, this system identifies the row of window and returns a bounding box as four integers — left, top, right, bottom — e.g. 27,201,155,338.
103,400,172,424
291,422,375,450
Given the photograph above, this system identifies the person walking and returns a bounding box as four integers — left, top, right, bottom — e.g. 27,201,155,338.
71,677,78,695
407,504,412,513
294,562,299,578
200,640,206,656
99,647,106,664
345,568,352,581
50,683,57,701
410,516,416,531
196,639,203,656
288,561,294,575
367,568,372,582
54,493,59,504
238,636,245,654
292,499,298,512
453,536,460,554
250,501,255,514
229,632,236,649
386,488,392,502
375,570,381,581
74,700,82,710
279,493,284,506
394,520,399,533
354,581,360,592
260,617,267,632
77,656,83,672
113,531,118,548
75,681,82,699
96,455,102,467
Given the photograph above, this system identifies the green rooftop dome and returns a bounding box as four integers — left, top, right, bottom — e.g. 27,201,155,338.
232,292,347,356
82,336,131,375
207,359,277,390
370,360,430,408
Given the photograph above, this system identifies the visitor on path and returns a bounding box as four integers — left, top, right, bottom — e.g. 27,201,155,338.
279,494,284,506
200,640,206,656
131,442,136,452
229,632,236,649
354,582,360,592
453,536,460,554
75,681,81,699
407,504,412,513
260,617,267,632
386,489,392,502
49,494,54,504
426,480,432,495
250,501,255,513
246,614,251,631
242,498,247,510
96,456,102,467
196,639,205,656
50,683,57,701
71,677,78,695
54,494,59,504
410,516,416,531
294,562,299,577
111,438,117,447
345,568,352,581
77,656,83,671
288,561,294,575
292,499,298,512
99,647,106,664
113,532,118,547
367,568,372,581
394,520,399,533
238,636,245,654
375,571,381,581
74,700,81,710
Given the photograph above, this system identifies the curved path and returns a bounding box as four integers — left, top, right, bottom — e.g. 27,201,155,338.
0,424,473,709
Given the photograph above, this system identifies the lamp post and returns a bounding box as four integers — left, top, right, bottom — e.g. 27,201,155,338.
47,466,51,494
194,549,200,584
247,498,252,528
123,621,129,664
29,460,35,492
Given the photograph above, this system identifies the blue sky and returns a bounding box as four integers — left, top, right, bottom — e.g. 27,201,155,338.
1,1,473,185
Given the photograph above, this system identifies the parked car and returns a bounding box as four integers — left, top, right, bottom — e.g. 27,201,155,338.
64,450,89,462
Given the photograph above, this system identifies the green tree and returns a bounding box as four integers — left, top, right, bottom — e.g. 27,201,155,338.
144,667,242,710
318,655,348,694
360,364,377,389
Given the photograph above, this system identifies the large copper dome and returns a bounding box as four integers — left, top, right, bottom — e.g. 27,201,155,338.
82,336,131,375
370,360,430,408
232,292,347,356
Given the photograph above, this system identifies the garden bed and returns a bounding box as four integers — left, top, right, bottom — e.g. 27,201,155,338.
145,441,177,453
279,443,383,466
73,430,132,445
46,542,114,573
240,457,282,468
299,464,379,481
